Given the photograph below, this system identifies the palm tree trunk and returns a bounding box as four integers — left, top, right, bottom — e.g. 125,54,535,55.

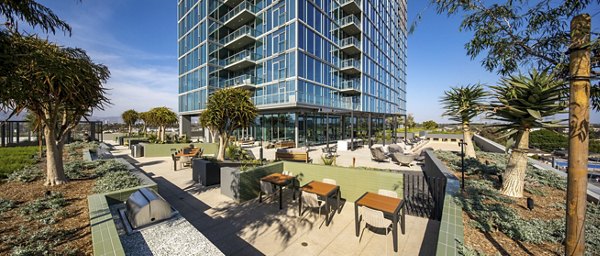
128,124,132,137
463,123,476,158
500,129,530,197
44,126,67,186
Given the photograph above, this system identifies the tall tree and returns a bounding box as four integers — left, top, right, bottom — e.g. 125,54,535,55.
405,114,416,129
0,0,72,34
440,84,487,158
488,69,567,197
0,32,110,185
148,107,177,143
121,109,139,137
139,111,151,135
431,0,600,109
422,120,439,130
200,88,258,161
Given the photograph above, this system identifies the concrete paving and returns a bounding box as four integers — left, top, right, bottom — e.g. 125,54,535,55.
111,145,441,256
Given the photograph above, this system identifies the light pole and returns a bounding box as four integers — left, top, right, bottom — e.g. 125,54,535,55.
458,139,467,191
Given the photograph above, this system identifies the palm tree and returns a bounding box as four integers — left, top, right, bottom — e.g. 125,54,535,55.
488,69,567,197
121,109,139,137
440,84,488,158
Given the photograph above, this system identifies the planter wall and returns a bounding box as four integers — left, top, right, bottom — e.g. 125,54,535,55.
142,143,219,157
225,161,404,203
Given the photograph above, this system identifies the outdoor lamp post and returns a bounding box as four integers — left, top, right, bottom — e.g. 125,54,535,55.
458,139,467,191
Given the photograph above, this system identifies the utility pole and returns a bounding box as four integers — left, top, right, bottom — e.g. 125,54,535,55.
566,14,590,256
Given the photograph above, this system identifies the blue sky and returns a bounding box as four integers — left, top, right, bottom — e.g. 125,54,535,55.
34,0,600,123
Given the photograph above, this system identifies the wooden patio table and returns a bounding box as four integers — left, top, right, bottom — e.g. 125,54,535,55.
298,181,340,226
260,173,296,209
355,192,405,252
173,148,201,170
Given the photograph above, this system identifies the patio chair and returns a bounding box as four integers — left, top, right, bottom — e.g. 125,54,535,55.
370,147,389,162
171,153,180,171
300,192,325,222
360,207,393,255
388,144,404,154
180,156,192,168
259,180,276,203
322,178,337,185
389,153,416,167
378,189,398,198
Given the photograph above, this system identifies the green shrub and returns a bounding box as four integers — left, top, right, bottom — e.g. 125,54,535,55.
6,226,76,256
0,198,16,215
19,192,68,224
64,160,104,179
225,143,251,161
321,155,336,166
7,166,42,183
92,171,140,193
94,160,129,176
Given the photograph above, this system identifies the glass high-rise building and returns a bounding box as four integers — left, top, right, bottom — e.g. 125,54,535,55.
178,0,407,147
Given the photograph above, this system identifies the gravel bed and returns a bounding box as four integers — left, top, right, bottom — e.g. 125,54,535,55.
114,205,223,256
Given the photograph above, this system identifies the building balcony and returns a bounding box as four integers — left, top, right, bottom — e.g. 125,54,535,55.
340,79,360,95
339,37,360,55
220,1,258,30
222,50,260,71
340,0,361,14
340,59,361,75
222,0,245,8
220,25,257,50
338,15,361,35
221,74,260,89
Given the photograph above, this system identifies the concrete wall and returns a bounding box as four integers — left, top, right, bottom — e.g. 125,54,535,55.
141,143,219,157
473,133,506,153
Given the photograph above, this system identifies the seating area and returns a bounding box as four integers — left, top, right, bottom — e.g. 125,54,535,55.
171,146,203,170
107,142,442,255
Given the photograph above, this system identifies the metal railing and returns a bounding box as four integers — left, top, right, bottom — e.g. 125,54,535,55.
338,15,360,28
221,49,260,66
340,58,360,70
339,0,361,6
220,1,258,23
340,37,360,48
341,79,360,90
219,25,257,45
220,74,261,88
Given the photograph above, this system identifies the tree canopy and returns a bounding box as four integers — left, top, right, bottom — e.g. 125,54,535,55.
431,0,600,110
0,0,73,34
200,88,257,161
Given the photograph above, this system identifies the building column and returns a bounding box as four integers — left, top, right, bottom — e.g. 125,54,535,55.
367,113,372,147
295,112,299,148
179,115,192,139
382,114,386,146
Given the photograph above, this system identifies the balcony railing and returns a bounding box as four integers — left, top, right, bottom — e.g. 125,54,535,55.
221,49,261,66
340,37,360,48
339,0,361,14
338,15,360,29
341,59,360,70
220,1,258,24
340,0,361,6
341,79,360,90
219,25,257,45
220,74,261,88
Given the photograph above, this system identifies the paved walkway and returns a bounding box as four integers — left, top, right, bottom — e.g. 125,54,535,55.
112,146,440,256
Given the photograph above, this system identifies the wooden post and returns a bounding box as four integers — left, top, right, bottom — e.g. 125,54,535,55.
566,14,590,256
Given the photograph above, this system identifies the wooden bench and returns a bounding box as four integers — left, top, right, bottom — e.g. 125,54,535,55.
275,152,311,163
275,141,295,149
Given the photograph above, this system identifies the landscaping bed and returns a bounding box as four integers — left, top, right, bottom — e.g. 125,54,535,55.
435,150,600,256
0,146,38,178
0,142,142,255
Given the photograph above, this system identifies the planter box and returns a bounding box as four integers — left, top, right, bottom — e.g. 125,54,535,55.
220,167,241,201
192,159,221,186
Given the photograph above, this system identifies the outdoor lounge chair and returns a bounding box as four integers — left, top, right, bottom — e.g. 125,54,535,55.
389,153,416,167
388,144,404,154
370,147,389,162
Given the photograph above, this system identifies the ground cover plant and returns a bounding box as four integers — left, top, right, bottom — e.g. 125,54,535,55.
435,150,599,255
0,146,39,178
0,141,140,255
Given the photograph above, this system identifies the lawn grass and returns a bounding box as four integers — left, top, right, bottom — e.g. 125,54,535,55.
0,146,39,178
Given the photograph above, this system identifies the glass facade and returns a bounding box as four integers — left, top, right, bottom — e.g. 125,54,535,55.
178,0,407,144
